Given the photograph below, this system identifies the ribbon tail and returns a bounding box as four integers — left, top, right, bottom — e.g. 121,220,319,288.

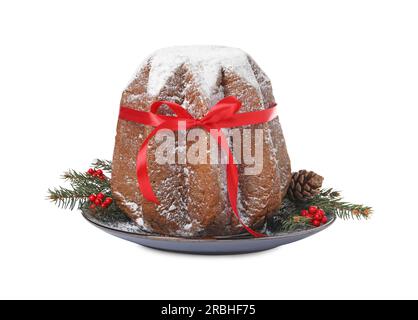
208,128,265,238
136,127,161,204
226,163,266,238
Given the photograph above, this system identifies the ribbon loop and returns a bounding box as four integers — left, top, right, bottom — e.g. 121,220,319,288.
119,97,278,237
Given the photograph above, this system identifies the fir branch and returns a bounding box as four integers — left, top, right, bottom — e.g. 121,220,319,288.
62,169,90,182
48,159,112,211
62,169,110,191
308,188,372,220
92,159,112,172
47,187,90,210
279,187,373,232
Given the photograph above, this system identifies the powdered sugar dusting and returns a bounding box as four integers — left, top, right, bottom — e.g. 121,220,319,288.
114,46,291,237
147,46,259,103
113,191,147,230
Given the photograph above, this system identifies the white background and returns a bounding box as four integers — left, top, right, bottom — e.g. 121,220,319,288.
1,0,417,300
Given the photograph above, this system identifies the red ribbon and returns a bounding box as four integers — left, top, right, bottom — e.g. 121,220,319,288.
119,96,278,237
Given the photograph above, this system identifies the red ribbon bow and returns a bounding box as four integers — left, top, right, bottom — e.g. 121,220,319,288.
119,96,278,237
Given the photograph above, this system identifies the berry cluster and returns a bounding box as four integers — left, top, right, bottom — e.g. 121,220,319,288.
87,168,106,180
300,206,328,227
88,192,113,210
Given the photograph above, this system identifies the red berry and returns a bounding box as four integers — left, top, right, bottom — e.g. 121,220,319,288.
313,213,322,221
104,197,113,204
312,220,321,227
87,168,95,175
99,175,105,180
308,206,318,214
97,193,105,200
101,203,108,208
321,216,328,224
317,209,325,218
96,169,103,175
88,194,96,202
94,199,102,206
300,210,308,217
306,213,314,219
89,204,96,209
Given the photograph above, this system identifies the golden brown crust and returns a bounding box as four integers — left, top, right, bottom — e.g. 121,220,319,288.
111,48,291,237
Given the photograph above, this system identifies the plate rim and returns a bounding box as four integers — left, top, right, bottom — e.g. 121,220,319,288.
81,210,336,242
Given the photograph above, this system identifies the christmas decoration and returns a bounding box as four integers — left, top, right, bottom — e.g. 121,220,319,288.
280,187,372,231
287,170,324,202
308,188,372,220
48,159,113,211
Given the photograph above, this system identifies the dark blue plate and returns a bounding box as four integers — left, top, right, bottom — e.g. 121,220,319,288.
81,209,335,254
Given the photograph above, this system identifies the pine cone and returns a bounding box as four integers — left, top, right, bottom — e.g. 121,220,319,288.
287,170,324,202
